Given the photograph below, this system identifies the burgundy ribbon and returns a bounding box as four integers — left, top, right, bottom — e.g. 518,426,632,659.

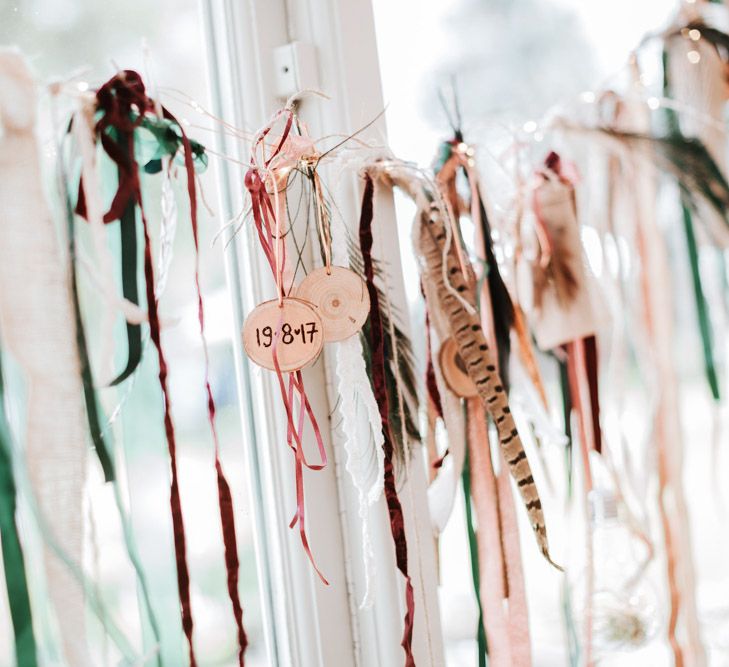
139,207,197,666
359,174,415,667
170,105,248,663
81,70,247,665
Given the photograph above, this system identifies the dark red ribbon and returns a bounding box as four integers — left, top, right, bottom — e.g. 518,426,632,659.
565,335,602,455
583,335,602,454
170,103,248,664
359,174,415,667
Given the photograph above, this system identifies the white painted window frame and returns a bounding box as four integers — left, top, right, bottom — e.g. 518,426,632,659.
200,1,444,665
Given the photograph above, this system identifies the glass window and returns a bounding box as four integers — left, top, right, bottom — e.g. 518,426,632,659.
0,2,268,665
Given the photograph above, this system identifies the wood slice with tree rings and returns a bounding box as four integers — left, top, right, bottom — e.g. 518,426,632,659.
295,266,370,342
439,337,478,398
242,297,324,372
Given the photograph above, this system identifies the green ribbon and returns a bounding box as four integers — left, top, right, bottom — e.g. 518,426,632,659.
663,49,721,400
463,406,488,666
109,141,143,388
0,354,38,667
61,140,162,661
65,177,116,482
681,203,720,399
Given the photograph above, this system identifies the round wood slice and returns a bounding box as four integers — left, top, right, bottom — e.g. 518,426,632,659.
242,297,324,371
439,337,478,398
295,266,370,342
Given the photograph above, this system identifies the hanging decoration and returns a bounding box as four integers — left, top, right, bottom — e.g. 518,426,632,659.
433,123,548,667
240,102,421,664
361,156,562,667
241,106,331,585
72,69,247,666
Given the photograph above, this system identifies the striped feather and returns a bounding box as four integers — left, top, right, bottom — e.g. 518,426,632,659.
416,201,559,569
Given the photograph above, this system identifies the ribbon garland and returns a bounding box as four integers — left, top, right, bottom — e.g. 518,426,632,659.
359,173,416,666
77,70,247,665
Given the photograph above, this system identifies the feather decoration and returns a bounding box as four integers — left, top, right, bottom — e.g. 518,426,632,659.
668,20,729,62
663,37,724,399
529,152,597,352
421,274,467,534
347,235,421,463
532,153,580,311
476,193,515,388
373,160,559,567
330,206,384,608
572,125,729,246
358,174,416,666
435,140,516,389
415,199,559,566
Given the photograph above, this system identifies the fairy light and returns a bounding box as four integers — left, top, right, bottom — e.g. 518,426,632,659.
523,120,537,133
534,131,544,142
647,97,660,110
687,50,701,64
580,91,596,104
688,28,701,42
76,81,89,92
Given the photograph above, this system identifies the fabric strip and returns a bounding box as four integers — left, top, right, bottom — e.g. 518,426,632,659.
168,109,248,664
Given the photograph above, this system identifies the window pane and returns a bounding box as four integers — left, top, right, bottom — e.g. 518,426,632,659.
0,2,267,665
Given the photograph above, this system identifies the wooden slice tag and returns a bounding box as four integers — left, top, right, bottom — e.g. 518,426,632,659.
439,337,478,398
295,266,370,342
242,297,324,372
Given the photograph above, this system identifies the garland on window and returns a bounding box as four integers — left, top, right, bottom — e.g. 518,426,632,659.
3,2,729,663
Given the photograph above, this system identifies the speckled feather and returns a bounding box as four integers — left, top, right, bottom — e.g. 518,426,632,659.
416,201,560,569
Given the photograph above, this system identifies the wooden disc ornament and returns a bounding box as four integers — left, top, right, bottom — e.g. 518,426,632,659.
242,297,324,372
438,337,478,398
296,266,370,342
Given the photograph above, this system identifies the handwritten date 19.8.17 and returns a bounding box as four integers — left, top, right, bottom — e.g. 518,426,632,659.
255,321,320,348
